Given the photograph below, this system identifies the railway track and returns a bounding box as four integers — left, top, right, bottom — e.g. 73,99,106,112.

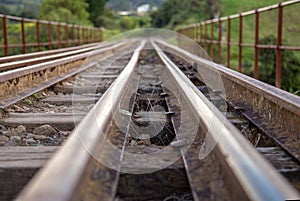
0,40,139,200
0,39,299,201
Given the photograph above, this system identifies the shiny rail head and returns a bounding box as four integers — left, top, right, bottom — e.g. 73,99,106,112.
151,40,300,201
71,29,220,174
102,28,212,60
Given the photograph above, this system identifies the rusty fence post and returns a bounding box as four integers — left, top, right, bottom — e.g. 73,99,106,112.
198,23,201,45
77,26,80,46
200,23,202,47
227,17,231,68
254,10,259,79
87,28,89,43
36,20,41,51
48,22,52,50
197,24,200,55
97,29,100,42
238,14,243,72
90,28,92,43
184,28,189,50
2,16,8,56
86,27,88,43
205,22,208,53
210,21,214,61
21,18,26,54
194,25,196,41
82,27,85,44
71,25,75,46
218,18,222,63
65,24,69,47
57,23,61,49
276,3,283,88
84,27,86,44
97,30,103,42
196,23,199,43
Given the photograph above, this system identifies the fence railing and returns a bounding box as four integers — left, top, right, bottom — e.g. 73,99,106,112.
0,14,103,57
178,0,300,88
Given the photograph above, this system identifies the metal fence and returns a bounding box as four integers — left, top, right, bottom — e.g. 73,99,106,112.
0,14,103,57
178,0,300,88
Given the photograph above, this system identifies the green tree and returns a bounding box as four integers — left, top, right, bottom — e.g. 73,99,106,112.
151,0,205,29
0,5,11,15
18,8,37,18
206,0,220,19
86,0,107,27
138,16,151,28
39,0,91,25
120,16,136,30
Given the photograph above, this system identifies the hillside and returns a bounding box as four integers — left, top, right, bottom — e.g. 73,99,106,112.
106,0,164,11
0,0,44,17
220,0,290,15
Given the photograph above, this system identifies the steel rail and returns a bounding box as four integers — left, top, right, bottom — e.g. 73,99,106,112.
0,41,128,83
0,42,116,72
0,44,102,72
151,40,299,201
157,40,300,117
0,41,133,108
157,40,300,161
16,40,145,201
0,42,102,64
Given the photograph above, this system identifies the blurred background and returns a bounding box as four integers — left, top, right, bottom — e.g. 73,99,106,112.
0,0,299,93
0,0,293,39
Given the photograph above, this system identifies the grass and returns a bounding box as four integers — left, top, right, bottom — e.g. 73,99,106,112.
220,0,287,16
208,0,300,71
102,29,122,41
178,0,300,92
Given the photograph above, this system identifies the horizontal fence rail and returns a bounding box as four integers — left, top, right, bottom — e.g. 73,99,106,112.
178,0,300,89
0,14,103,57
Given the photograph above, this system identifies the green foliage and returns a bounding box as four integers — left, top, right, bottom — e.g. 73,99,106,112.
96,9,119,29
220,0,288,16
138,16,151,28
119,16,136,30
151,0,208,29
33,92,47,99
86,0,107,27
0,0,44,18
23,98,33,105
39,0,91,25
206,0,220,19
0,4,11,15
18,8,36,18
103,29,121,40
258,36,300,93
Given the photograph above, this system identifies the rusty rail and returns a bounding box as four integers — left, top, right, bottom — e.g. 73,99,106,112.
0,41,131,108
0,14,102,57
177,0,300,88
16,41,145,201
153,39,299,201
